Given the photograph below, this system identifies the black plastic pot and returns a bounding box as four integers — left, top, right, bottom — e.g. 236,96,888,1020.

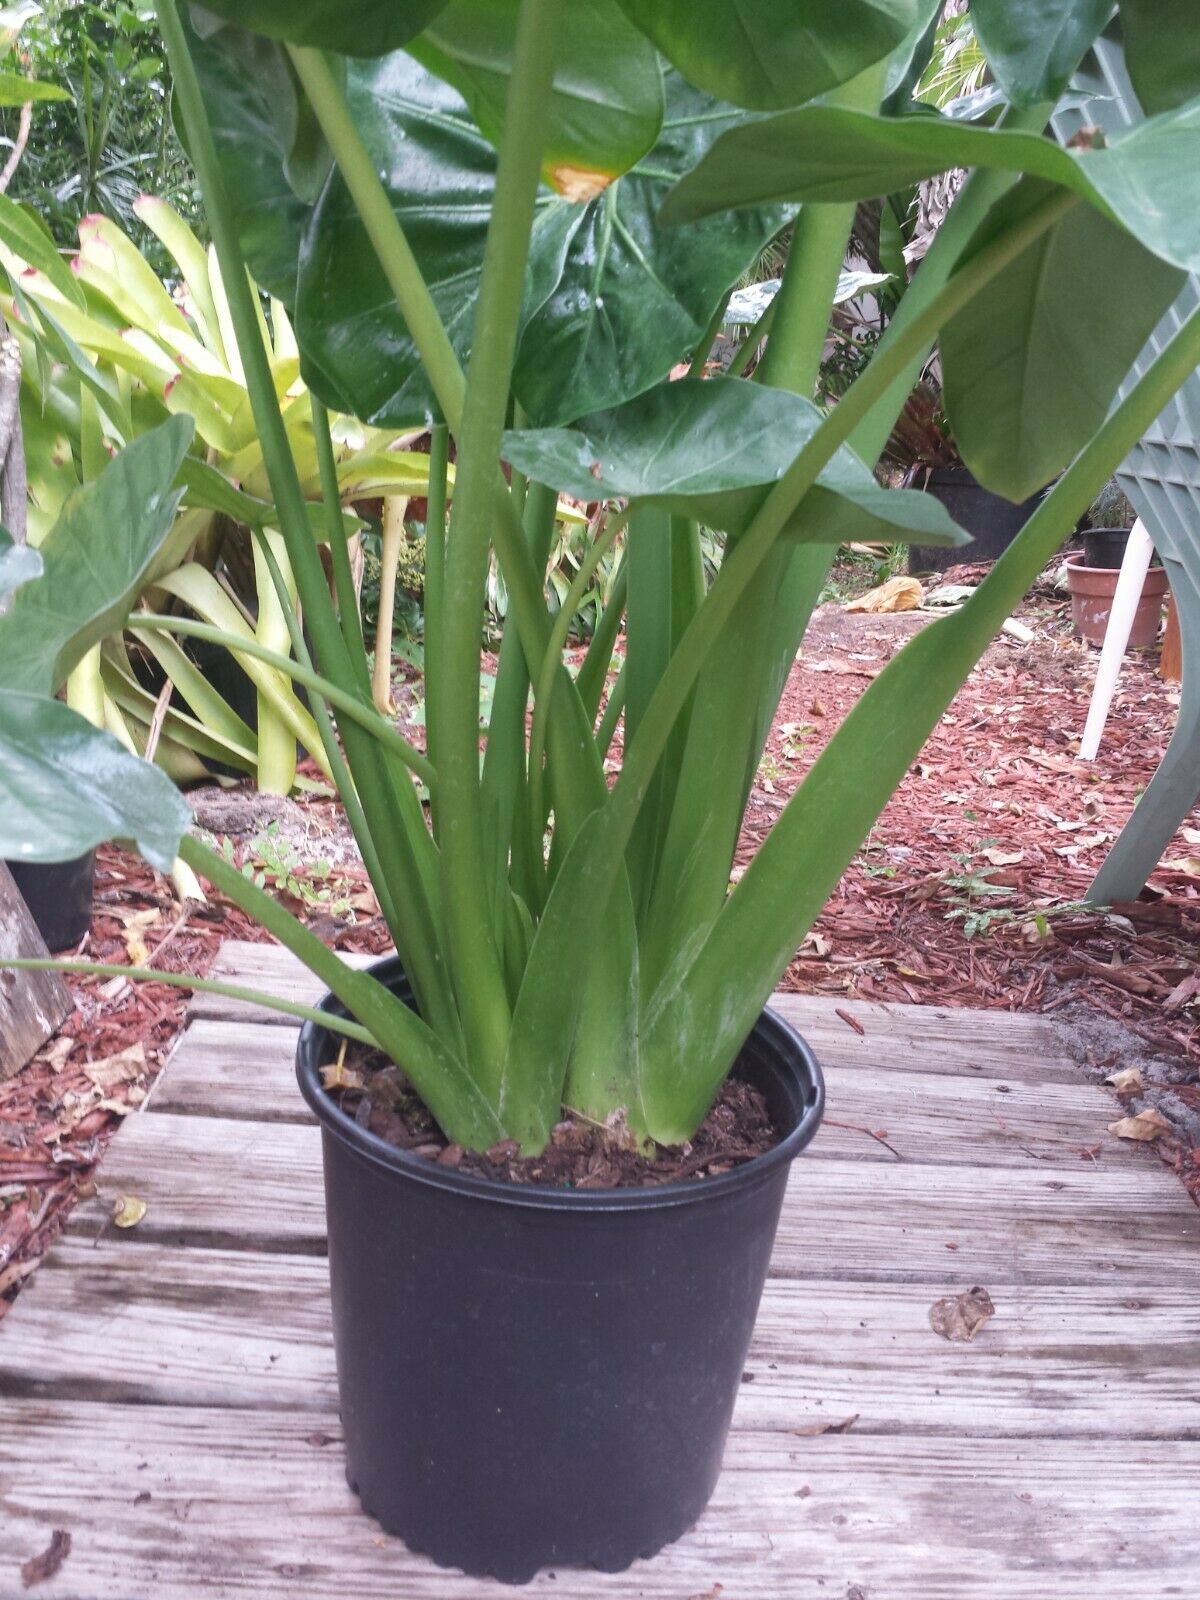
296,957,824,1583
909,466,1044,574
1083,526,1132,570
6,851,96,950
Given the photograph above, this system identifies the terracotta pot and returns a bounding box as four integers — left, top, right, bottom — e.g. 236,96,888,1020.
1064,553,1168,647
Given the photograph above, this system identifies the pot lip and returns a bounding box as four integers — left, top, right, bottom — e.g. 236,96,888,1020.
1064,551,1167,579
295,955,825,1213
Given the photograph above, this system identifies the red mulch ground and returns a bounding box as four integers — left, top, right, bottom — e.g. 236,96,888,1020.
3,560,1198,1313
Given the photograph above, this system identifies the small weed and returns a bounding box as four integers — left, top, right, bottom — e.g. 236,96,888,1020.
220,825,353,917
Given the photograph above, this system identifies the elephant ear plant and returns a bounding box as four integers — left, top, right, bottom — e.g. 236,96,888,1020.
6,0,1200,1580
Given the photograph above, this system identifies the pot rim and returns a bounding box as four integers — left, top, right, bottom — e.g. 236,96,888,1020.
1065,551,1167,578
296,955,825,1214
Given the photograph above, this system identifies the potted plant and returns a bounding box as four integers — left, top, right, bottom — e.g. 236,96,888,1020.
4,0,1200,1582
1065,477,1168,645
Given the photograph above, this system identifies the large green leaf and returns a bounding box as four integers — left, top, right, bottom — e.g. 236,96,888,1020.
502,379,968,547
613,0,921,111
1122,0,1200,116
297,59,788,428
0,529,40,607
183,0,447,55
662,100,1200,272
181,15,318,301
409,0,664,199
940,184,1185,502
0,418,194,695
0,690,190,871
970,0,1112,107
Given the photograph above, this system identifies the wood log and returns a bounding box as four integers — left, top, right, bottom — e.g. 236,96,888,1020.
0,861,72,1079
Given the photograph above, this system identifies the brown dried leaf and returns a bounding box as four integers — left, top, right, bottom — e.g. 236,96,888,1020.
82,1043,146,1091
929,1286,995,1342
981,846,1024,866
119,908,160,966
845,576,923,614
20,1529,71,1588
1104,1066,1145,1096
1108,1109,1173,1143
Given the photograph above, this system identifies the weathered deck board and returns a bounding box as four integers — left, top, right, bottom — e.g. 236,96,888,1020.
75,1106,1200,1284
2,939,1198,1599
195,939,1079,1080
155,1014,1141,1170
3,1401,1199,1599
8,1240,1200,1439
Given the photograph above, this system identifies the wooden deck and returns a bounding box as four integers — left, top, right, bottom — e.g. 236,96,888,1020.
3,939,1199,1597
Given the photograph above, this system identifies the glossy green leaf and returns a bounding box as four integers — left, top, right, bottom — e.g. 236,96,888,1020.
297,59,788,427
941,184,1185,501
613,0,921,110
0,73,71,105
0,418,194,695
0,689,190,870
409,0,664,198
662,100,1200,272
184,0,448,55
970,0,1112,107
1122,0,1200,116
0,193,85,308
502,379,968,547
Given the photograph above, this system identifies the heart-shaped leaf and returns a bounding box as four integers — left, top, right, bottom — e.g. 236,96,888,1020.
0,418,193,695
409,0,664,199
940,182,1185,501
185,0,448,56
297,58,788,428
0,529,40,607
0,689,190,871
970,0,1112,108
614,0,921,110
502,378,968,547
662,100,1200,272
1122,0,1200,116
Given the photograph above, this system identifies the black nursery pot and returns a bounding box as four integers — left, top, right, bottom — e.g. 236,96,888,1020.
6,851,96,951
296,957,825,1584
1083,526,1132,570
909,465,1044,574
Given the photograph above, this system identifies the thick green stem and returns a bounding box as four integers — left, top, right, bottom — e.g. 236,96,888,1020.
310,391,371,694
180,835,501,1145
0,958,376,1044
428,0,563,1091
422,418,449,799
577,552,627,723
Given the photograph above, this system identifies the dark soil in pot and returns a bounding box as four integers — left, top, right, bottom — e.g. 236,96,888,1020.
296,956,824,1583
908,466,1043,574
5,851,96,950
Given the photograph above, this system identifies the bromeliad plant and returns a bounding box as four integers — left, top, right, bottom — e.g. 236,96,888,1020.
5,0,1200,1153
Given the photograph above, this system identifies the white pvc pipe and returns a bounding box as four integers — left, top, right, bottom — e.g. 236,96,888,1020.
1078,517,1155,761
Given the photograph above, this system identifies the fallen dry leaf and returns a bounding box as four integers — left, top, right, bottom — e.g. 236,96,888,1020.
321,1062,365,1091
20,1529,71,1589
112,1195,147,1229
791,1414,859,1437
929,1286,995,1342
845,576,923,614
119,908,160,966
1160,855,1200,877
1108,1109,1173,1143
1104,1066,1145,1096
981,846,1024,867
82,1043,146,1091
